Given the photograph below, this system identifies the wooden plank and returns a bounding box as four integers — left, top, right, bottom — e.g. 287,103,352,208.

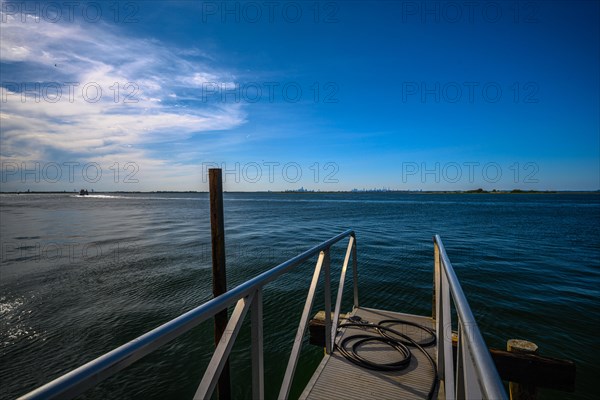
489,348,575,392
451,339,575,392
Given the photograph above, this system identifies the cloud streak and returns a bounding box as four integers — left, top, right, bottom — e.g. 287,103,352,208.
0,5,246,190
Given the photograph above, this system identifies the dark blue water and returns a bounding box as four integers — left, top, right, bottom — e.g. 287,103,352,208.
1,193,599,399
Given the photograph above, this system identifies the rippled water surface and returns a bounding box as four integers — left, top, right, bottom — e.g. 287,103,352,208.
1,192,599,399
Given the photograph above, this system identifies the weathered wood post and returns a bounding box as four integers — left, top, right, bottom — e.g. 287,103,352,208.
507,339,539,400
209,168,231,400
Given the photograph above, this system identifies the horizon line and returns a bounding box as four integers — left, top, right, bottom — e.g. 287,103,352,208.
2,190,600,194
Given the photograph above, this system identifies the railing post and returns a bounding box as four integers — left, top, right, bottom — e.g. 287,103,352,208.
251,289,264,400
433,240,438,320
279,251,326,400
331,236,355,350
466,331,483,398
351,236,359,309
194,295,254,400
455,322,466,399
442,271,455,399
457,322,483,399
323,249,332,355
434,239,443,376
209,168,230,400
435,236,455,399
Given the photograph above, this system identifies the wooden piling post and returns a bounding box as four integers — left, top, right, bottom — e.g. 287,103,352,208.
209,168,231,400
507,339,539,400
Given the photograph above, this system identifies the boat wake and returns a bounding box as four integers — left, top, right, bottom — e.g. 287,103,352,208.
72,194,127,199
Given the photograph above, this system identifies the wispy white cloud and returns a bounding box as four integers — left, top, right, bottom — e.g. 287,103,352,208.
0,6,246,190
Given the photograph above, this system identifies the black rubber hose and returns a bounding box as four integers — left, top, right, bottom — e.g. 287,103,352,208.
335,319,439,400
378,319,437,347
337,334,412,371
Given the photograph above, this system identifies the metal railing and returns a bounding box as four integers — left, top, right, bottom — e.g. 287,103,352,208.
434,235,507,400
20,231,506,400
19,230,358,400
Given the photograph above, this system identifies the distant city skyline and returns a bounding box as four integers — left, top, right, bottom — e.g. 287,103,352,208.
1,1,598,192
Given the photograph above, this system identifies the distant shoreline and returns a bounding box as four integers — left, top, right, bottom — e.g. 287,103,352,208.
2,190,599,195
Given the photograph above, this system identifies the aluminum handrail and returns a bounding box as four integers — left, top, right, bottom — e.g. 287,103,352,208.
19,229,356,400
434,235,507,400
20,230,504,400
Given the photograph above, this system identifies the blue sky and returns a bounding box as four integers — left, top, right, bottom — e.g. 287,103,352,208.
1,0,598,191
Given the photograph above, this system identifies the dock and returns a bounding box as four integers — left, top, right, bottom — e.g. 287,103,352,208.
19,230,507,400
301,307,440,400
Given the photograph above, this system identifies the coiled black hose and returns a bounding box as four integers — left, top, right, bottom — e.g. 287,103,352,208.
378,319,437,347
335,317,439,400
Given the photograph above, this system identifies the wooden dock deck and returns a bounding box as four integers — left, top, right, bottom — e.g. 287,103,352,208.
300,307,442,400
